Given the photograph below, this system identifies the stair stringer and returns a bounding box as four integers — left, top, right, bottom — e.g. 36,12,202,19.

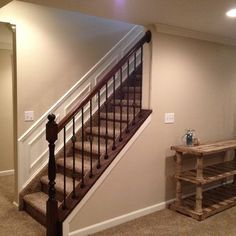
17,25,145,197
63,114,152,236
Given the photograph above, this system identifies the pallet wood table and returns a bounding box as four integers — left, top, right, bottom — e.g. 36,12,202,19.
170,139,236,220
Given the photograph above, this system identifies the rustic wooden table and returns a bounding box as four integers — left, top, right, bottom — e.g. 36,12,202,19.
170,139,236,220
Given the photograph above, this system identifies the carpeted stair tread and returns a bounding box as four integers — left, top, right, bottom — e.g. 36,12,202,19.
23,192,49,215
111,99,141,107
100,112,133,121
85,125,123,138
100,120,127,130
56,156,91,172
41,173,78,195
75,141,107,155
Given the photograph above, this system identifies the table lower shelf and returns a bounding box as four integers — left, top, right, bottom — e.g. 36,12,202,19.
169,182,236,220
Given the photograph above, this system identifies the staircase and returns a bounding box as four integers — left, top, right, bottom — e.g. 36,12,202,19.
20,31,152,236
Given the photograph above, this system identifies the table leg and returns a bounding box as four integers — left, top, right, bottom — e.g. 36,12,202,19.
234,150,236,183
196,156,203,213
175,152,182,206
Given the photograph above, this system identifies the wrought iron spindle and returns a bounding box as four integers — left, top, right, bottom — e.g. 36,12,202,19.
97,90,101,168
89,99,93,178
105,83,109,159
139,46,143,115
126,59,130,133
72,117,76,198
63,127,67,209
81,107,85,188
133,52,137,125
112,75,116,150
119,67,123,142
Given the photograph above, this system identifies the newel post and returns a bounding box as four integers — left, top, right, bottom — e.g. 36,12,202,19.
46,114,59,236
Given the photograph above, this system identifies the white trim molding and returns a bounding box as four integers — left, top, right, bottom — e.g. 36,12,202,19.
66,178,228,236
155,23,236,47
0,169,14,176
17,25,145,193
69,200,170,236
63,115,152,236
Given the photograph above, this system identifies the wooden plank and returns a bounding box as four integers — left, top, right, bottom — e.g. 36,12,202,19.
170,182,236,221
171,139,236,156
178,160,236,184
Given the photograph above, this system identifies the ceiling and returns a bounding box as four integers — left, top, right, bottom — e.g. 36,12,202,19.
10,0,236,40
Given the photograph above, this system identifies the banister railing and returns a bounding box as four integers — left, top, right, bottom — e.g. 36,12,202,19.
58,31,151,132
46,30,151,236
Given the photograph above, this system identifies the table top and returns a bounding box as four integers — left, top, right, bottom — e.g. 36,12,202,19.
171,139,236,156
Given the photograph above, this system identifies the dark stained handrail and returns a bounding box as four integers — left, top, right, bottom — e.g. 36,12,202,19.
58,31,151,132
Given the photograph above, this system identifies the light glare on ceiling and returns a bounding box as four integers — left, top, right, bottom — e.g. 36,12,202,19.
226,9,236,17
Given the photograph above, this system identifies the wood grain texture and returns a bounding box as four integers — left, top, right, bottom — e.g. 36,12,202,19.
171,139,236,156
170,183,236,221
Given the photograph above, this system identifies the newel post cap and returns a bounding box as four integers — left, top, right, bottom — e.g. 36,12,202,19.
46,114,58,143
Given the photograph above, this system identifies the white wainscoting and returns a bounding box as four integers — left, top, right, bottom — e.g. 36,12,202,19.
17,25,145,193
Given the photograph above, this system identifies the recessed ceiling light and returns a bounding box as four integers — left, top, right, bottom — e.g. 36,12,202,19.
226,9,236,17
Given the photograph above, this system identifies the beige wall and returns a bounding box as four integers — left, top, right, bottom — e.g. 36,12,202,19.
69,30,236,231
0,1,134,136
0,49,14,172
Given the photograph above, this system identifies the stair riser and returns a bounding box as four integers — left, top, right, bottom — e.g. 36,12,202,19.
24,202,46,226
124,93,141,100
57,165,82,181
113,106,141,113
41,183,66,202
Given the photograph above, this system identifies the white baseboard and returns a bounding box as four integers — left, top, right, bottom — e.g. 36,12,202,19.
0,169,14,176
69,198,173,236
68,180,228,236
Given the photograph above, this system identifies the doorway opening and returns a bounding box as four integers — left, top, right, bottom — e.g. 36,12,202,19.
0,22,17,204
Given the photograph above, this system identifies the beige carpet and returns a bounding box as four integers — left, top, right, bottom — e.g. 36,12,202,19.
2,174,236,236
92,206,236,236
0,175,45,236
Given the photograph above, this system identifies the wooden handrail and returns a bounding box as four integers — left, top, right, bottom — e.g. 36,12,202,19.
58,30,152,132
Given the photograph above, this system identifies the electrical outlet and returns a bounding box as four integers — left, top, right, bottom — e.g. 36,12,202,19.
24,111,34,122
165,113,175,124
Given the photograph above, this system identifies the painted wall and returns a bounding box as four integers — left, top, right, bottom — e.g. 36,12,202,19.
0,1,134,136
0,47,14,172
68,30,236,232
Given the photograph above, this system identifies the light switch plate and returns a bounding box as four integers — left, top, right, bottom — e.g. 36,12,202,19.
24,111,34,122
165,113,175,124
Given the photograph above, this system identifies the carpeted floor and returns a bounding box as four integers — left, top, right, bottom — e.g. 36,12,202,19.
92,206,236,236
0,175,45,236
2,174,236,236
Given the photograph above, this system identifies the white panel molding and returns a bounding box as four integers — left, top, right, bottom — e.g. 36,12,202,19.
0,169,14,176
155,23,236,47
63,115,152,236
17,25,145,193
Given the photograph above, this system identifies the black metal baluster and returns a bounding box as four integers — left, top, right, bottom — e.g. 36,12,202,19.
105,83,109,159
139,46,143,117
119,67,123,142
97,90,101,168
112,75,116,150
133,52,137,125
63,127,67,209
126,59,130,133
89,99,93,178
81,107,85,188
72,117,76,198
